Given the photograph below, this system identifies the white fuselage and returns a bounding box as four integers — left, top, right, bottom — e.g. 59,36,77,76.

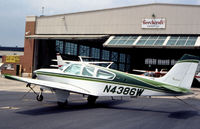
36,69,174,97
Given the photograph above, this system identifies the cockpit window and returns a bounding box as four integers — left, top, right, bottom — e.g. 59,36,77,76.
96,69,115,80
59,63,70,71
64,64,81,75
82,66,95,77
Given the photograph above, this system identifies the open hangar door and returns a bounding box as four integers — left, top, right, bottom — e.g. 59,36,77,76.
33,39,57,71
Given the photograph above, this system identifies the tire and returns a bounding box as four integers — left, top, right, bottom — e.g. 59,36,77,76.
36,95,43,101
87,95,98,105
57,100,68,108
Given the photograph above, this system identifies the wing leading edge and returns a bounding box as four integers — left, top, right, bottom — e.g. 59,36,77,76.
3,74,92,95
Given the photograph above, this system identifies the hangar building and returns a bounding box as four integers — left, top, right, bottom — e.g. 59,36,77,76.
23,3,200,76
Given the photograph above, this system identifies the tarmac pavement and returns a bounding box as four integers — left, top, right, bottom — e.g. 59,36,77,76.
1,77,200,129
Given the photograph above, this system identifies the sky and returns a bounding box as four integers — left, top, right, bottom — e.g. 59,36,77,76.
0,0,200,47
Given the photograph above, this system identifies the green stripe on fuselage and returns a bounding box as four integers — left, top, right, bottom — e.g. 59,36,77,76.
36,71,187,94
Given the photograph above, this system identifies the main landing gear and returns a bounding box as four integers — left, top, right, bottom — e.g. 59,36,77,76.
26,83,44,102
87,95,98,105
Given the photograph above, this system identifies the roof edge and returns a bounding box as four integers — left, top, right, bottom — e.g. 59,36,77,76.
36,3,200,18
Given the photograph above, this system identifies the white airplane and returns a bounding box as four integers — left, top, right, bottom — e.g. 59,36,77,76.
3,54,200,107
195,73,200,83
133,68,168,77
51,53,113,68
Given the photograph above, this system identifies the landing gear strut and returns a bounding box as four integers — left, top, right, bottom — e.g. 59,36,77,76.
36,88,43,101
26,83,44,102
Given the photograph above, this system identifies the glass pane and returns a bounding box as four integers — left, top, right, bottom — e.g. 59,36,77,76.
188,36,197,40
185,40,196,46
140,36,149,40
125,40,134,45
136,40,146,45
108,40,118,44
170,36,179,40
179,36,188,40
111,52,118,61
102,50,110,60
113,36,121,40
145,40,155,45
79,45,90,57
129,36,138,40
119,53,125,63
117,40,126,45
64,64,81,75
119,63,125,71
82,66,95,77
96,70,114,79
166,40,176,46
120,36,129,40
158,36,167,40
154,40,164,45
65,42,77,55
176,40,186,46
148,36,158,40
91,48,100,59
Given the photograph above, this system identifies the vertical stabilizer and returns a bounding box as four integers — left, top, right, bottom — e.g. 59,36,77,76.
156,54,199,89
56,53,65,67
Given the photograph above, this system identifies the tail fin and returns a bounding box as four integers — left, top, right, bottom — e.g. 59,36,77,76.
56,53,65,67
157,54,199,89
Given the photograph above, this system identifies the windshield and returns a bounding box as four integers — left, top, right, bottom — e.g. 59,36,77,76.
64,64,82,75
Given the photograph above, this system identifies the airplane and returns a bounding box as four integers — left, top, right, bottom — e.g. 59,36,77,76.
133,69,168,77
195,73,200,83
2,54,200,107
51,53,113,68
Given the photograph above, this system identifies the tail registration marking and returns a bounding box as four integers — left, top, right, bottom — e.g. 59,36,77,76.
103,85,144,96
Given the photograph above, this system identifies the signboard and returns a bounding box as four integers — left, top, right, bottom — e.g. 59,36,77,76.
6,55,20,63
142,18,166,29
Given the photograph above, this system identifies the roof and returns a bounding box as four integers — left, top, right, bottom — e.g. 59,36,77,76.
38,3,200,18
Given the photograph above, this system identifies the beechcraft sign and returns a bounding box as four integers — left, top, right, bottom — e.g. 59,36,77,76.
142,18,166,29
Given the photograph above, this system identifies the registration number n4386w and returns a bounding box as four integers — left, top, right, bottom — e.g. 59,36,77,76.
103,85,144,96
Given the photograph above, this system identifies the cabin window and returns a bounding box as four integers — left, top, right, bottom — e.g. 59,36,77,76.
82,66,95,77
64,64,81,75
96,69,115,80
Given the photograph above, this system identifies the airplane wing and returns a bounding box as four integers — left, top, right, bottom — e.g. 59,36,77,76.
3,74,92,95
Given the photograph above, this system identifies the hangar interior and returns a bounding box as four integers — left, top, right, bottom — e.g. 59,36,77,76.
33,36,200,73
24,3,200,79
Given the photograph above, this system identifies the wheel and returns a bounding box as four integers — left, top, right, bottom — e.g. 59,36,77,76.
36,95,43,101
87,95,98,105
57,100,68,108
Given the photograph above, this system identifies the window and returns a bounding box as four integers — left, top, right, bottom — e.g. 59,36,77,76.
82,66,95,77
136,36,167,46
96,69,115,80
119,63,125,71
102,50,110,60
91,48,100,59
79,45,90,57
111,52,118,62
64,64,82,75
166,36,197,46
65,42,77,55
119,53,126,63
107,36,138,45
56,40,64,54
